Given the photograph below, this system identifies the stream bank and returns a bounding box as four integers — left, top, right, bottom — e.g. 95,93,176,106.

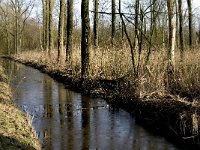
0,65,41,150
5,55,200,149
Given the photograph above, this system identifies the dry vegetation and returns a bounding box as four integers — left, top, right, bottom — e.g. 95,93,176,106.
0,66,41,150
11,45,200,147
15,46,200,101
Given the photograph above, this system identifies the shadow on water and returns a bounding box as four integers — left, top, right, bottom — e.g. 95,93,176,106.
1,60,186,150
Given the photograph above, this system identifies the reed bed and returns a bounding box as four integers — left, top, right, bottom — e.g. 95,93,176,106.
15,46,200,101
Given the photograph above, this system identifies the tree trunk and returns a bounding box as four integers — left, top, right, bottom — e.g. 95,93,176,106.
42,0,46,50
45,0,49,52
119,0,124,43
134,0,139,73
93,0,98,46
81,0,90,78
48,0,54,53
162,12,166,49
167,0,176,66
138,6,144,74
66,0,73,65
199,21,200,44
57,0,65,62
187,0,193,48
14,0,19,54
178,0,184,61
111,0,116,46
166,0,176,90
175,0,179,47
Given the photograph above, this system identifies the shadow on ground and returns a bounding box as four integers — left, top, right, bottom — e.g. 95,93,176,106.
0,134,36,150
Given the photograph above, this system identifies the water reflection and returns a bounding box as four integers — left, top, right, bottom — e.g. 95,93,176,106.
81,96,90,149
43,77,53,118
2,60,183,150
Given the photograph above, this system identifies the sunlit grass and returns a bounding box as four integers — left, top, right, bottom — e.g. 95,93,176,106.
14,45,200,102
0,66,41,150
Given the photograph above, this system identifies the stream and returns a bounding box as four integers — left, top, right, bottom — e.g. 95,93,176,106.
2,60,182,150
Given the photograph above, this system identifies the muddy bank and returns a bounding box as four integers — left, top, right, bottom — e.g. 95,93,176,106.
4,56,200,149
0,65,41,149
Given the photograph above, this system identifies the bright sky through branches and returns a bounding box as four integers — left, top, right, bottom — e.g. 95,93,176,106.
193,0,200,7
31,0,200,25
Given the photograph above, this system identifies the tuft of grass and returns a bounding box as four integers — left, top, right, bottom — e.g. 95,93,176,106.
0,66,41,150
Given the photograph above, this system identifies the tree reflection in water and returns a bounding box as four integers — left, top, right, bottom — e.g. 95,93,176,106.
4,60,182,150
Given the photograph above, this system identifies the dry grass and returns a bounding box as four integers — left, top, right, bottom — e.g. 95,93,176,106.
0,66,41,150
13,46,200,144
14,46,200,102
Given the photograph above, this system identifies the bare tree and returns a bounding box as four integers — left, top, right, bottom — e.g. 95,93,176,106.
165,0,176,90
93,0,98,46
111,0,116,46
178,0,184,61
66,0,74,65
0,4,12,54
57,0,65,62
119,0,124,43
9,0,33,54
175,0,179,46
134,0,139,73
44,0,49,51
167,0,176,67
81,0,90,78
187,0,193,48
199,20,200,44
41,0,46,50
48,0,54,53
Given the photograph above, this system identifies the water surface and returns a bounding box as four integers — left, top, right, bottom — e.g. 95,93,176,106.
2,60,182,150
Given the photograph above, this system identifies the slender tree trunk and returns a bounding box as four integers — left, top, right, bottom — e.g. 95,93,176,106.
111,0,116,46
14,21,18,54
175,0,179,47
152,0,157,37
14,0,19,54
39,22,43,50
162,12,166,49
42,0,46,50
119,0,124,43
167,0,176,66
66,0,74,65
57,0,65,62
134,0,139,73
166,0,176,90
45,0,49,52
199,21,200,44
187,0,193,48
138,6,144,73
178,0,184,61
145,0,158,65
81,0,90,78
6,30,10,55
93,0,98,46
64,2,67,45
119,14,136,74
48,0,54,53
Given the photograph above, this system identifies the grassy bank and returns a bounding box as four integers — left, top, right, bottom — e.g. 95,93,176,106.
7,48,200,149
0,66,41,149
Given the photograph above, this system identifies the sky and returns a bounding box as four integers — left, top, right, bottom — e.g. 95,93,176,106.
30,0,200,25
193,0,200,8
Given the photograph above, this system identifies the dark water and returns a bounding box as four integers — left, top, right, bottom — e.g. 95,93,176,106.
2,60,181,150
